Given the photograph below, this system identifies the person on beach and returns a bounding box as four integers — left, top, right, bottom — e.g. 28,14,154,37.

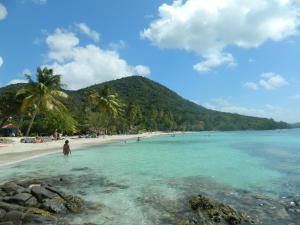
54,129,58,140
63,140,71,156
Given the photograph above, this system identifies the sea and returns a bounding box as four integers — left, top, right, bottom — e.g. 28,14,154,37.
1,129,300,224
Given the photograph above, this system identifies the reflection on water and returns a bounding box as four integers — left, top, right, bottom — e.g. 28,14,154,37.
0,129,300,224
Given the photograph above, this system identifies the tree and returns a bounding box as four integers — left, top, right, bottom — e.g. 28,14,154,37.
88,85,124,132
17,67,68,136
43,111,78,134
126,103,142,129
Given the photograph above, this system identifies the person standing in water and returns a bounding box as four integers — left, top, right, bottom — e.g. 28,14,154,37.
63,140,71,156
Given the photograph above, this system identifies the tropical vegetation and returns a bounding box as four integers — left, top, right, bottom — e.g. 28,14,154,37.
16,68,70,136
0,67,291,136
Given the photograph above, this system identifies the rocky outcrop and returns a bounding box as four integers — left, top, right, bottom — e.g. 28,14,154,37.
182,194,255,225
0,179,87,225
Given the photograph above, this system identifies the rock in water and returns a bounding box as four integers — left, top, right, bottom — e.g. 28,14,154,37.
0,222,14,225
0,209,6,219
188,195,255,225
41,197,68,214
0,179,87,225
2,211,24,224
30,186,57,202
1,182,25,194
63,195,84,213
3,193,35,206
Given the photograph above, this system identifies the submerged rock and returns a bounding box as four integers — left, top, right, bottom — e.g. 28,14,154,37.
187,194,255,225
41,197,68,214
63,195,84,213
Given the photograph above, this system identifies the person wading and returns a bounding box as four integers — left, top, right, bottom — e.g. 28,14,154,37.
63,140,71,156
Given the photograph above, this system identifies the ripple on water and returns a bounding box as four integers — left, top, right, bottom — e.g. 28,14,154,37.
0,130,299,224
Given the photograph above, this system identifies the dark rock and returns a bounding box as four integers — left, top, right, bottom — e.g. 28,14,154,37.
16,179,45,188
0,179,88,225
0,191,6,198
1,182,24,195
3,193,33,206
63,195,84,213
179,218,198,225
45,185,64,198
22,211,57,224
288,208,300,213
41,197,68,214
24,196,38,207
31,186,57,202
0,208,6,219
2,210,24,223
0,222,14,225
25,207,54,218
0,201,25,212
189,195,254,225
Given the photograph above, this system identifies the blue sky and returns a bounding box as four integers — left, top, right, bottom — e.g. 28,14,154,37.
0,0,300,122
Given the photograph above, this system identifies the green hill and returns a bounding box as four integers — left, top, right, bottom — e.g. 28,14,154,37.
291,122,300,128
0,76,290,134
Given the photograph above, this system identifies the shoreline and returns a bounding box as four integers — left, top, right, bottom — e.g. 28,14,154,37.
0,132,167,167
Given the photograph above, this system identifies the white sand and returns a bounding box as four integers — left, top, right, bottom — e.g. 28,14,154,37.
0,132,165,166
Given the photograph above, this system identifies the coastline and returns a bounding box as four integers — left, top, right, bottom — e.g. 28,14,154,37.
0,132,166,167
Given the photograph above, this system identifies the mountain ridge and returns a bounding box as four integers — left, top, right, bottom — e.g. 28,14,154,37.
0,76,290,132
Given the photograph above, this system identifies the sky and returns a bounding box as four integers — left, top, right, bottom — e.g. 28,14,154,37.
0,0,300,123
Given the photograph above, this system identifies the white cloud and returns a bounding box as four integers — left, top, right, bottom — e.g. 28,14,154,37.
75,23,100,42
244,82,259,90
7,79,28,85
141,0,300,72
32,0,47,5
259,72,288,90
134,65,151,75
108,40,127,51
203,98,298,122
44,28,150,90
46,28,79,52
0,3,7,20
0,56,3,68
193,52,235,72
244,72,288,90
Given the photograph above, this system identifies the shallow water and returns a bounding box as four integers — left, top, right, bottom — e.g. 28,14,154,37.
1,129,300,224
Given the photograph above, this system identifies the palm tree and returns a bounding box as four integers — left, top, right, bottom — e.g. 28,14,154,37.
88,85,123,132
17,67,68,136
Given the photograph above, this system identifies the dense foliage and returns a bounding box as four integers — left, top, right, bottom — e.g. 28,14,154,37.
16,68,70,136
0,75,291,136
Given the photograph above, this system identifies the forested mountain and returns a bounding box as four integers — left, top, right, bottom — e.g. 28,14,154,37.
0,76,290,135
291,123,300,128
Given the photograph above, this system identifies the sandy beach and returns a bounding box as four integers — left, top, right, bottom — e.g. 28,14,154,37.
0,132,165,166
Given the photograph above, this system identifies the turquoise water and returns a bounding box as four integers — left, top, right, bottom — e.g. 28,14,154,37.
1,129,300,224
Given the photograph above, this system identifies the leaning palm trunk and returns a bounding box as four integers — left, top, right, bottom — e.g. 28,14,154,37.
25,108,38,137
